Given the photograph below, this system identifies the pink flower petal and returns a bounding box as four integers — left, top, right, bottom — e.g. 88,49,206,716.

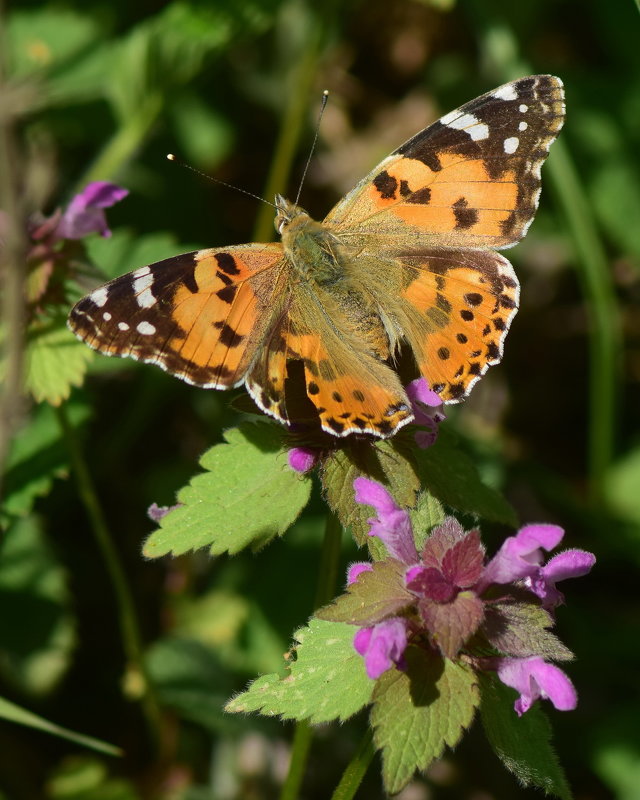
353,618,408,680
353,478,418,564
56,181,128,240
479,523,565,589
347,562,373,585
288,447,318,473
496,656,577,715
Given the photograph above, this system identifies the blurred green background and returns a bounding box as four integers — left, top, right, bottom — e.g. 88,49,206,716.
2,0,640,797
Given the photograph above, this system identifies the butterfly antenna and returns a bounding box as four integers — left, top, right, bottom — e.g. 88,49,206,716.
166,154,277,208
294,89,329,206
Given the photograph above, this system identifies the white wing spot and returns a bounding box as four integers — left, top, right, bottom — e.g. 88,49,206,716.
133,266,151,279
519,121,528,131
102,312,112,321
442,112,489,141
133,272,156,309
504,137,519,154
493,84,518,101
519,104,528,113
136,321,156,335
118,322,130,331
90,287,109,307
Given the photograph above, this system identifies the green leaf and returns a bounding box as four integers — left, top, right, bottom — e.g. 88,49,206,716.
479,673,572,799
7,8,100,78
316,559,413,625
0,516,75,694
0,696,120,756
146,637,240,733
321,437,420,553
107,3,247,121
143,422,311,557
483,600,574,661
2,400,89,526
606,446,640,524
24,316,94,406
48,758,138,799
371,647,479,794
410,490,446,551
225,619,372,724
413,428,517,526
170,94,234,169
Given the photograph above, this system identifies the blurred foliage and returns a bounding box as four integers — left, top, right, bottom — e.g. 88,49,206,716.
2,0,640,797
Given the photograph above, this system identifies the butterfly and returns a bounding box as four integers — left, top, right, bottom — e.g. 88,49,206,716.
68,75,565,438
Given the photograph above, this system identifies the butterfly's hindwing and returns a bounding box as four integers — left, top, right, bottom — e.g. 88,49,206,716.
386,249,520,402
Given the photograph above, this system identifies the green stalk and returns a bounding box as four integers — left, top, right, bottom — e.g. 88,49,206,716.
546,139,620,502
252,12,326,243
56,404,162,745
330,727,376,800
75,93,163,190
278,511,343,800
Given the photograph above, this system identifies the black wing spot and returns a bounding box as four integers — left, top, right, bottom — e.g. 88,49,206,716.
453,197,478,230
373,171,398,200
407,187,432,205
215,252,241,275
218,323,244,348
216,285,237,304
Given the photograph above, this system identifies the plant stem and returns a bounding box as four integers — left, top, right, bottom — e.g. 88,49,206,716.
75,94,163,190
546,138,620,502
279,721,314,800
278,510,343,800
56,404,162,745
252,10,326,243
330,728,376,800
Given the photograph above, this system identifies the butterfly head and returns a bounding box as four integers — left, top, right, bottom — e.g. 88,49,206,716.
274,194,309,235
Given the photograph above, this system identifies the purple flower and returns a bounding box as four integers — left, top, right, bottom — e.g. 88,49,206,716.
55,182,128,240
288,447,318,473
406,378,445,449
353,618,408,679
478,523,564,590
147,502,182,522
526,549,596,608
347,562,373,585
496,656,577,715
478,523,595,608
353,477,417,564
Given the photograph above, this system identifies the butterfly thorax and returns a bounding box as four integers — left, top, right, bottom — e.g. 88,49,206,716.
275,195,347,286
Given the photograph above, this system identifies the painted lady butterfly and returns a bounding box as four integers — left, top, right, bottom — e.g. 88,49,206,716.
69,75,565,438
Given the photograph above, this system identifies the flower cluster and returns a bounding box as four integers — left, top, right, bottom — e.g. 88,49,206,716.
10,181,128,307
346,478,595,716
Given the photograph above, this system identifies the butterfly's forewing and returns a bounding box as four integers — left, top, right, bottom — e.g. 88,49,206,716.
323,75,564,405
68,243,286,390
325,75,565,250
